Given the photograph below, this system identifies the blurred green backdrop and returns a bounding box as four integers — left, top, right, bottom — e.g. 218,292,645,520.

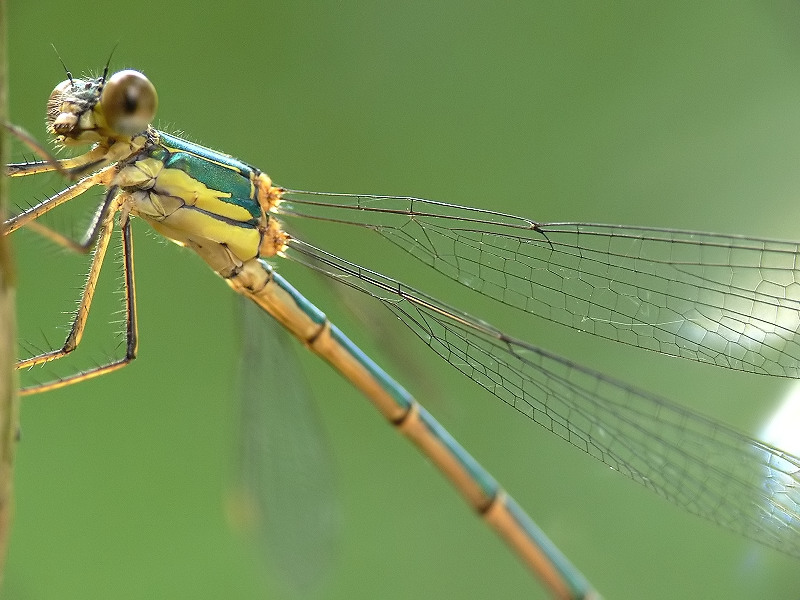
4,1,800,599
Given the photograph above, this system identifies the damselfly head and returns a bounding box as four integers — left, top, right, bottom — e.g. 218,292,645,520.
46,69,158,146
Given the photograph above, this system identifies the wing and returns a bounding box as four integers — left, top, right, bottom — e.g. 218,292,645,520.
230,296,340,592
278,191,800,377
283,238,800,558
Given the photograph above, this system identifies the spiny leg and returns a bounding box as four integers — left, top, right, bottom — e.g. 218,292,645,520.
4,121,120,247
16,209,115,372
19,211,138,395
5,122,140,394
4,165,116,235
20,220,87,253
5,123,112,179
13,177,125,364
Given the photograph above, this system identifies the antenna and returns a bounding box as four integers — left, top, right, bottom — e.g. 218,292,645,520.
101,42,121,83
50,44,73,85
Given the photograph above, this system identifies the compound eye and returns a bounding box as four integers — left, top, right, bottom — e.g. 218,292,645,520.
100,70,158,136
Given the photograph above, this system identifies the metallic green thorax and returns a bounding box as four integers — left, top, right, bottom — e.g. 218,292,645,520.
154,132,263,223
118,129,284,276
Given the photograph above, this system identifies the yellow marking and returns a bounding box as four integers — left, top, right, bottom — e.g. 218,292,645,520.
117,156,256,223
246,174,256,203
149,204,262,264
158,167,255,222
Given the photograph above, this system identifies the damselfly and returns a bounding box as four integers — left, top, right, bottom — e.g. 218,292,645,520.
5,66,799,599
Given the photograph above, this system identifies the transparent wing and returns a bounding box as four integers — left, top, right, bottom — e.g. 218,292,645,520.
283,238,800,558
231,297,339,592
278,191,800,377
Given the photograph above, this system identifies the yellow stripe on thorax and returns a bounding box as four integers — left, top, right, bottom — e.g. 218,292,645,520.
131,157,255,223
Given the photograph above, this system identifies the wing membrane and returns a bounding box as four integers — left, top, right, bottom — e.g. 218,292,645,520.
284,237,800,558
278,191,800,377
233,297,339,591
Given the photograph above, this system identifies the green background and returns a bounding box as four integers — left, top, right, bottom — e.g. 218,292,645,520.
4,2,800,598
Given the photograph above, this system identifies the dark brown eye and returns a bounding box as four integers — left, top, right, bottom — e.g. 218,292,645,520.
100,70,158,136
